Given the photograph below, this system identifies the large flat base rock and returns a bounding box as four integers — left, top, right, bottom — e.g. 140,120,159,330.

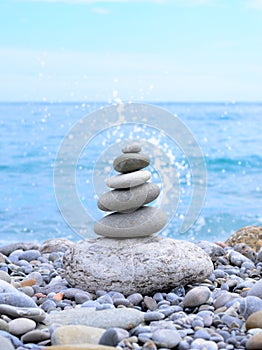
63,237,213,296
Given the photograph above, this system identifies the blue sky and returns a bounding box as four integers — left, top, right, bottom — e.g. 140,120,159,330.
0,0,262,102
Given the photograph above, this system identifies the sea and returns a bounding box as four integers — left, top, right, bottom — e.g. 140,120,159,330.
0,101,261,245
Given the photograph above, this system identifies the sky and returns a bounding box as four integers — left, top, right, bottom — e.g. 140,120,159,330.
0,0,262,102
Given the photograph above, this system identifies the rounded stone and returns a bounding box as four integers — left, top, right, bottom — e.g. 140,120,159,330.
151,329,181,348
0,335,15,350
8,318,36,336
239,296,262,319
51,325,105,345
122,143,141,153
106,170,151,189
225,226,262,252
63,236,214,295
246,310,262,330
97,183,160,212
183,286,211,308
39,238,75,254
94,206,166,238
246,331,262,349
113,153,150,173
247,279,262,298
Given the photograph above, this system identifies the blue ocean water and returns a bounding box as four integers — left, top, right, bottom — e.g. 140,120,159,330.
0,102,261,245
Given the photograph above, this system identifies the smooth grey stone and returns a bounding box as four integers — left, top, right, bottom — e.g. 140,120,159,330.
0,330,23,347
63,237,213,295
8,318,36,336
98,183,160,212
197,311,214,327
152,329,181,348
127,293,143,305
96,303,114,310
239,296,262,319
0,292,37,308
21,329,50,343
214,291,239,309
221,314,243,328
94,206,166,238
122,143,141,153
229,250,251,267
194,329,210,340
81,300,100,308
18,250,41,262
63,288,92,300
25,271,43,286
0,334,15,350
144,296,157,311
0,319,9,332
113,153,150,173
99,327,129,346
191,339,218,350
144,312,165,322
97,294,113,305
0,242,39,257
0,305,46,322
41,299,57,313
0,279,19,293
247,279,262,298
183,286,211,308
45,308,145,330
106,170,151,189
113,298,131,307
74,291,91,304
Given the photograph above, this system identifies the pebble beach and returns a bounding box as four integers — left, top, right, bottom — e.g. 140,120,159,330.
1,234,262,350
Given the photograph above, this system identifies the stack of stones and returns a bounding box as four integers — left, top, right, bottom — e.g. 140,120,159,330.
94,142,166,238
63,142,214,296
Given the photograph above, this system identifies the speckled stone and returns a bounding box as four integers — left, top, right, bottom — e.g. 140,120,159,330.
113,153,150,173
94,206,166,238
39,238,75,254
63,237,213,295
225,226,262,252
97,183,160,213
106,170,151,189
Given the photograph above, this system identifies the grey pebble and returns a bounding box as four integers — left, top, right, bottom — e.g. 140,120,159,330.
0,330,23,347
122,143,141,153
40,299,57,313
81,300,100,308
0,292,37,308
144,312,165,322
18,250,41,262
247,279,262,298
239,295,262,318
128,293,143,305
113,153,150,173
113,298,131,307
194,329,211,340
21,330,50,343
8,318,36,336
0,334,15,350
74,291,91,304
144,296,157,311
191,338,218,349
183,286,211,308
99,327,130,346
152,329,181,348
0,305,46,322
0,270,11,283
0,242,39,257
97,294,113,305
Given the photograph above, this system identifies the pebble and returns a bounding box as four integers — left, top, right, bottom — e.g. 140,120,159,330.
97,183,160,213
0,334,15,350
21,329,50,343
0,305,46,322
45,307,145,330
18,249,41,262
151,329,181,348
247,279,262,298
113,153,150,173
122,143,141,153
51,325,105,345
239,296,262,319
246,330,262,349
183,286,211,307
99,328,129,346
8,318,36,336
246,310,262,330
46,345,118,350
94,206,166,238
106,170,151,189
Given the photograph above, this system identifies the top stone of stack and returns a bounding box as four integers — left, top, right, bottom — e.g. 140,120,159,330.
94,142,167,239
